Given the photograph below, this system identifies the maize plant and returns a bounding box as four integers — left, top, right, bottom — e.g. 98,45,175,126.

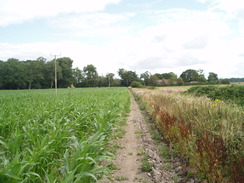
0,88,130,183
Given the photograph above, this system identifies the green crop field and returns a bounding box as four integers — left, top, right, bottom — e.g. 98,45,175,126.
0,88,130,183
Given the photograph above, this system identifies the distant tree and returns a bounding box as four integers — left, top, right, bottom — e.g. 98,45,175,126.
130,81,143,88
83,64,98,87
196,69,207,83
197,75,207,83
140,71,150,86
97,75,107,87
56,57,74,88
111,78,121,87
72,67,84,87
229,78,244,82
208,72,218,83
180,69,199,82
106,73,114,87
3,58,26,89
44,60,62,88
0,61,5,89
176,77,184,85
118,68,139,86
154,73,163,79
219,79,230,84
25,58,46,89
148,74,158,86
161,72,177,80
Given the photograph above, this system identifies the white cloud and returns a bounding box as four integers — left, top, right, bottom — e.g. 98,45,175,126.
109,8,243,78
0,0,121,26
1,1,243,78
197,0,244,20
48,12,134,38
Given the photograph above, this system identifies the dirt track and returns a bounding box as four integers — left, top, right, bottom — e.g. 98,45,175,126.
101,91,174,183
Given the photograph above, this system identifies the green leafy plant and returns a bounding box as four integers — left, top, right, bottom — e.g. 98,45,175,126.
0,88,130,182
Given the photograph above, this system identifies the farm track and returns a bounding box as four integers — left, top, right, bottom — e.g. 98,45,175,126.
101,91,173,183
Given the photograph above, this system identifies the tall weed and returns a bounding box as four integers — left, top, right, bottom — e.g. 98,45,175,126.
133,88,243,182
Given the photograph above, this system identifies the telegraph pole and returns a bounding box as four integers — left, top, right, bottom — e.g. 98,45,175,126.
50,54,61,94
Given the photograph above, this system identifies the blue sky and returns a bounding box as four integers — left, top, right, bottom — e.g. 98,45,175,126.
0,0,244,78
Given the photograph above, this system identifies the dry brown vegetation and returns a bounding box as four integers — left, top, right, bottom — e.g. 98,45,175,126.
132,88,243,183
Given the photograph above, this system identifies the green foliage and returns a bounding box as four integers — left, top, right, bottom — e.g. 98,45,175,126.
187,85,244,106
229,78,244,82
148,74,158,86
141,155,152,172
0,88,130,182
130,81,143,88
140,71,151,86
219,78,230,84
83,64,98,87
115,176,128,181
0,57,74,89
208,72,218,83
180,69,199,82
118,68,139,86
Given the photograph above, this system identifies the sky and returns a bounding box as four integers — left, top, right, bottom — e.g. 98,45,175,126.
0,0,244,78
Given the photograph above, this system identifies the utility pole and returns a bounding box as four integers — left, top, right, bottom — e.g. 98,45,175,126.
50,54,61,94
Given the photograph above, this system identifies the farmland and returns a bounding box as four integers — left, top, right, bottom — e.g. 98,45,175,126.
0,88,130,182
132,87,243,182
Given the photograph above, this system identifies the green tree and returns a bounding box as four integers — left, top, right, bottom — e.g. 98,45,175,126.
196,69,207,83
197,75,207,83
83,64,98,87
219,79,230,84
57,57,74,88
161,72,177,80
118,68,139,86
176,77,184,85
111,78,121,87
148,74,158,86
180,69,199,82
25,58,46,89
3,58,27,89
106,73,114,87
208,72,218,83
0,61,5,89
140,71,151,86
72,67,84,87
44,60,62,88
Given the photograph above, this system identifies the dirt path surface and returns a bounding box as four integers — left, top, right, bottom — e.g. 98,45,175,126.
112,92,152,183
101,91,174,183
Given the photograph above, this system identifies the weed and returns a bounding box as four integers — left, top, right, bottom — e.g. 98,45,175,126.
163,163,172,170
132,88,243,182
107,162,120,170
141,155,153,172
159,145,171,159
137,150,146,156
115,176,128,181
171,173,179,182
140,103,146,110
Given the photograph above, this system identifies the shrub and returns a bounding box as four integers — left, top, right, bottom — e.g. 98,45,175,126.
130,81,143,88
187,85,244,106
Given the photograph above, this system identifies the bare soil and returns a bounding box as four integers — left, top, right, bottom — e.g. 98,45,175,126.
100,91,174,183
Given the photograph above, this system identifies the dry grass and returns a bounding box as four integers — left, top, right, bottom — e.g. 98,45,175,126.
132,88,243,183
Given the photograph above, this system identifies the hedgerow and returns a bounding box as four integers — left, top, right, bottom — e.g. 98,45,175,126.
187,85,244,106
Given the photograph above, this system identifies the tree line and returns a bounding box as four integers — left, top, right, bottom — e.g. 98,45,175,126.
0,57,230,89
